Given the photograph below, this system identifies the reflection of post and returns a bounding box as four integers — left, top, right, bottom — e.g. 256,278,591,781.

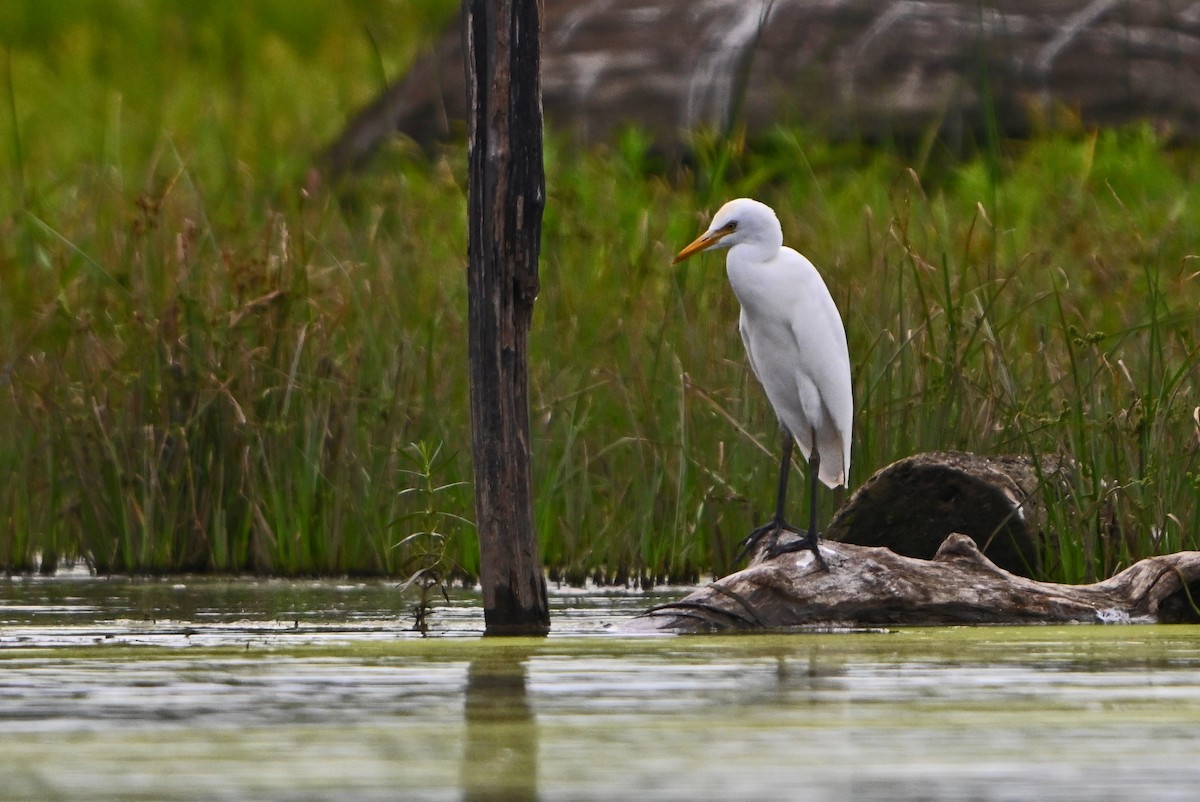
462,654,539,801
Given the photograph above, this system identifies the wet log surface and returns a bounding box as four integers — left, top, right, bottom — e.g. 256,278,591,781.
321,0,1200,176
623,534,1200,632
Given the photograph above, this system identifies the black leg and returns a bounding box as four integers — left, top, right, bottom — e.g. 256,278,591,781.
735,427,792,563
774,430,794,523
807,432,821,540
735,427,829,571
765,425,828,569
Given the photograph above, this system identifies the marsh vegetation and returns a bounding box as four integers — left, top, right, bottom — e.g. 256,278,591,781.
2,2,1198,585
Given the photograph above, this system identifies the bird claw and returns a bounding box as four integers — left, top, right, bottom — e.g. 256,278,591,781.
733,523,776,564
736,519,828,570
765,531,830,572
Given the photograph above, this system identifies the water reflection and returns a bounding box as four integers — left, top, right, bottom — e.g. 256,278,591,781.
6,576,1200,800
462,650,538,802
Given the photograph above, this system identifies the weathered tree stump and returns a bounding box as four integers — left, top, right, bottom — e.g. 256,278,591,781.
464,0,551,635
320,0,1200,177
624,534,1200,632
825,451,1066,578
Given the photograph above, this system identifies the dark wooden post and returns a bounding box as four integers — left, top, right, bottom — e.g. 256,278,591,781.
463,0,550,635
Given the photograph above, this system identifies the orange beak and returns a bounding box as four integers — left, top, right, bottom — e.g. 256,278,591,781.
672,229,730,264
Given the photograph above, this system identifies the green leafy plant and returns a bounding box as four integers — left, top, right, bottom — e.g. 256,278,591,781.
392,441,471,632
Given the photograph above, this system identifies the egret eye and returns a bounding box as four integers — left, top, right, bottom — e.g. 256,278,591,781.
724,221,738,232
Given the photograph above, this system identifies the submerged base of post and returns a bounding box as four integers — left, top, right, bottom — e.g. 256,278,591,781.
483,581,550,636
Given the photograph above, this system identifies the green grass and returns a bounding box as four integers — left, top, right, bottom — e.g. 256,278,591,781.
2,4,1198,584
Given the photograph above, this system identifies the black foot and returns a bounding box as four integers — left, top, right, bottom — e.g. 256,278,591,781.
735,519,829,571
765,530,829,572
735,521,778,564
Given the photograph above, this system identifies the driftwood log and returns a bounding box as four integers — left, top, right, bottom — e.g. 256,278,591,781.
624,534,1200,632
826,451,1067,578
321,0,1200,176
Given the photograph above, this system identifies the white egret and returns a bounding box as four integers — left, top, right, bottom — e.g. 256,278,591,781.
673,198,852,570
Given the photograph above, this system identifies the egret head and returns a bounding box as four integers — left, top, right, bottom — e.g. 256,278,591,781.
672,198,783,264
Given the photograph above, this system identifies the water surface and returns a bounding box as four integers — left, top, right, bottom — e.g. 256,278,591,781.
3,574,1199,800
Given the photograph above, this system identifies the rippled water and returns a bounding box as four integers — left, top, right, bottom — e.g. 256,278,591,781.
3,573,1200,801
